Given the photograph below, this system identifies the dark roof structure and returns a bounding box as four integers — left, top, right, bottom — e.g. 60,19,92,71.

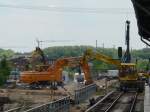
131,0,150,46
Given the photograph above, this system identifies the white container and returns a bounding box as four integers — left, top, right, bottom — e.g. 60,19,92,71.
74,73,84,83
107,70,119,77
62,71,69,84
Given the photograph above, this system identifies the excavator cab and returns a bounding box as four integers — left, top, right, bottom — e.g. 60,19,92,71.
119,63,144,92
119,63,137,79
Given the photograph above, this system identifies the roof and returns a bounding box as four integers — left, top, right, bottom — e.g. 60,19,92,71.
131,0,150,45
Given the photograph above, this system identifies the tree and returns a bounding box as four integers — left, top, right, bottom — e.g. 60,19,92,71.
0,56,11,86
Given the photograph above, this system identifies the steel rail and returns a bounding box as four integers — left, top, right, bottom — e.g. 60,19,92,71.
129,92,138,112
104,92,123,112
85,91,122,112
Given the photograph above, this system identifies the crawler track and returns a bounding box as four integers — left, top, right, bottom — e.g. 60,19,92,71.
86,91,138,112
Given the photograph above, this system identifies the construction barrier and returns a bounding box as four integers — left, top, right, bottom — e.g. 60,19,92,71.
24,96,70,112
74,83,97,104
20,84,97,112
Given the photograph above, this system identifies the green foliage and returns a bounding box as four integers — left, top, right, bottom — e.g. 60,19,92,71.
0,46,149,73
43,46,119,59
0,56,11,85
43,46,150,71
132,48,150,59
44,46,93,59
0,49,15,58
136,59,149,71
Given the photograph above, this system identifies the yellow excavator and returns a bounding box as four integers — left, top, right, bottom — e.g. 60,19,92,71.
83,21,145,92
83,49,144,92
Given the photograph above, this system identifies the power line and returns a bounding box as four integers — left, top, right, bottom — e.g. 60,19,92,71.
0,4,134,14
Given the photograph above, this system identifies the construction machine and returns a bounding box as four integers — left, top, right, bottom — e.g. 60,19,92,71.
84,49,144,92
82,21,144,92
20,56,93,89
30,47,48,70
31,47,47,64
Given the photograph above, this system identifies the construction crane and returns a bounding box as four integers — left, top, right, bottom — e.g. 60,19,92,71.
30,38,72,69
20,56,93,89
36,38,72,48
84,49,144,92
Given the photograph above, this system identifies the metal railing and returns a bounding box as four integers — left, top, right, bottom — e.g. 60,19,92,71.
74,84,97,104
10,84,97,112
24,96,70,112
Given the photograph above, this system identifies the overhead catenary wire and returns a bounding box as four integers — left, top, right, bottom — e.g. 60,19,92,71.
0,4,134,14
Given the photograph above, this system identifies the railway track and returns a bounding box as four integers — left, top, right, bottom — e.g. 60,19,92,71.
86,91,138,112
5,105,33,112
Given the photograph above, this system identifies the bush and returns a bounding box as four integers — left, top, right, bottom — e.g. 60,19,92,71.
0,56,11,86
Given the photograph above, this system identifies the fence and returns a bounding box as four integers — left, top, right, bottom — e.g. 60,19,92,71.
17,84,97,112
24,96,70,112
74,83,97,104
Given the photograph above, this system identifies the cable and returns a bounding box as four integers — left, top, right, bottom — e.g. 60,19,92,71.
0,4,134,14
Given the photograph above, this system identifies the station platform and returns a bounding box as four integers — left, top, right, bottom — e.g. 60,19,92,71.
144,85,150,112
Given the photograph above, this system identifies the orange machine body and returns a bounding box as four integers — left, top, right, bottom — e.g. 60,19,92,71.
20,56,93,85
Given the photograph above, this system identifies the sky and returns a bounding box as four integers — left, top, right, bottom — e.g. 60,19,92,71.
0,0,146,52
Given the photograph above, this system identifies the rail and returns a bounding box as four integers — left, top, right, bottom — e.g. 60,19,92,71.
5,105,33,112
104,92,123,112
85,91,116,112
5,107,23,112
86,91,138,112
129,92,138,112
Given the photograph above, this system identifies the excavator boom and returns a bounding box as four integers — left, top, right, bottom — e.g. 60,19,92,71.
84,49,121,67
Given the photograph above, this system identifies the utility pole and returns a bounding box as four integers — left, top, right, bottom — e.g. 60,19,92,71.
96,40,98,49
37,40,40,47
113,45,116,58
102,43,104,52
36,38,43,48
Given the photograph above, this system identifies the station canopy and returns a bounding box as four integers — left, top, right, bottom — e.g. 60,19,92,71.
131,0,150,46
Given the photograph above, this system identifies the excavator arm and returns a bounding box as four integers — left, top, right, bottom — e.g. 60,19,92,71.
80,57,93,84
47,56,93,84
47,57,82,82
84,49,121,68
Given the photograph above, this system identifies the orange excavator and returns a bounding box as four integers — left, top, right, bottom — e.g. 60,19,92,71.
20,56,93,89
